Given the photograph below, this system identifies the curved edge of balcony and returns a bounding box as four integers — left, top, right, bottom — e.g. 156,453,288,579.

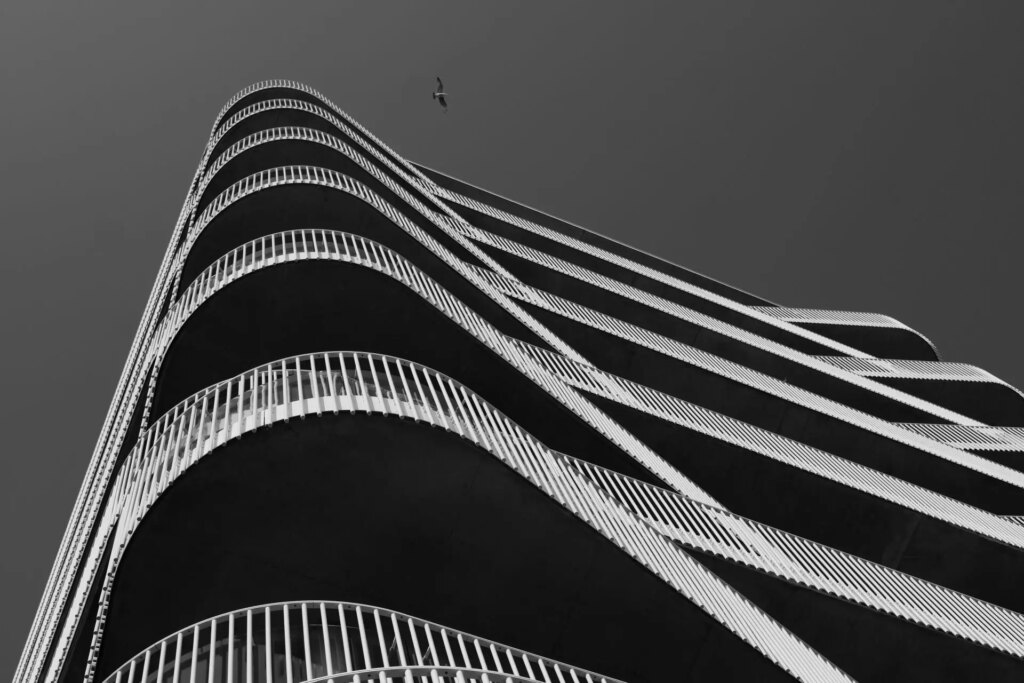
146,234,657,490
95,351,1024,683
101,600,624,683
754,306,943,361
89,352,841,683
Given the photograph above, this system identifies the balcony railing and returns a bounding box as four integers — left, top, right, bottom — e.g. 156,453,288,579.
85,350,852,683
83,348,1024,682
102,600,620,683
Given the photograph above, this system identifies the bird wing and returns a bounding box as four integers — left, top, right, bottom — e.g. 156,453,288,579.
436,76,444,92
438,95,447,109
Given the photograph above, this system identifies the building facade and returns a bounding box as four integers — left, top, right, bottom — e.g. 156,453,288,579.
15,81,1024,682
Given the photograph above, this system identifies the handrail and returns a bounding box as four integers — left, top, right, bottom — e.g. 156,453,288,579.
897,424,1024,452
509,338,1024,551
102,600,621,683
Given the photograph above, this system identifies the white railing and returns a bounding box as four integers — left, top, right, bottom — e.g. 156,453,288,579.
103,601,620,683
25,79,1022,683
819,356,1010,385
145,228,714,504
83,351,850,683
462,262,1024,491
508,338,1024,552
445,219,989,424
130,227,1024,655
97,351,1024,676
897,424,1024,452
170,160,717,503
432,187,871,359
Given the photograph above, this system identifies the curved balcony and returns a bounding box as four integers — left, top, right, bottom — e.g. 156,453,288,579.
89,351,1024,682
23,78,1023,683
146,228,688,495
207,101,344,168
183,99,603,367
524,339,1024,616
754,306,941,360
431,184,864,358
209,82,422,191
90,351,842,683
417,164,775,310
817,356,1024,425
188,133,999,433
898,423,1024,453
183,154,487,287
217,87,332,133
459,224,985,425
102,601,620,683
478,266,1024,510
200,99,434,225
514,338,1024,548
146,228,1024,585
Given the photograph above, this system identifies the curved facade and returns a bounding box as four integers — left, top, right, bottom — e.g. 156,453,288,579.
16,81,1024,683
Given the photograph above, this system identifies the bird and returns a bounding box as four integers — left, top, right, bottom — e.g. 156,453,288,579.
432,76,448,112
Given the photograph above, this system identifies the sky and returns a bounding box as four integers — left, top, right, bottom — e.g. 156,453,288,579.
2,1,1023,676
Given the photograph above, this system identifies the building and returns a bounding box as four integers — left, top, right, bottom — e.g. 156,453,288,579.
15,80,1024,682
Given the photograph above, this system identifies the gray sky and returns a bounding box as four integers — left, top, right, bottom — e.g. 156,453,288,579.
2,1,1023,676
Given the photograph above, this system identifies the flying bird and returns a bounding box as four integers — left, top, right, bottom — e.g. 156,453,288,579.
432,76,448,112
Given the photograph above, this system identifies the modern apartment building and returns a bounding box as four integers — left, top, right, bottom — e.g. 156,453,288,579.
16,80,1024,682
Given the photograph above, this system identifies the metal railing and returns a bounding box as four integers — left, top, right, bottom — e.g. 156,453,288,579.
509,338,1024,551
818,356,1012,386
178,110,589,366
98,350,1024,677
445,219,991,424
138,226,1024,644
146,228,714,504
189,120,1022,436
463,262,1024,494
102,601,620,683
84,351,850,683
432,187,871,359
897,424,1024,452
